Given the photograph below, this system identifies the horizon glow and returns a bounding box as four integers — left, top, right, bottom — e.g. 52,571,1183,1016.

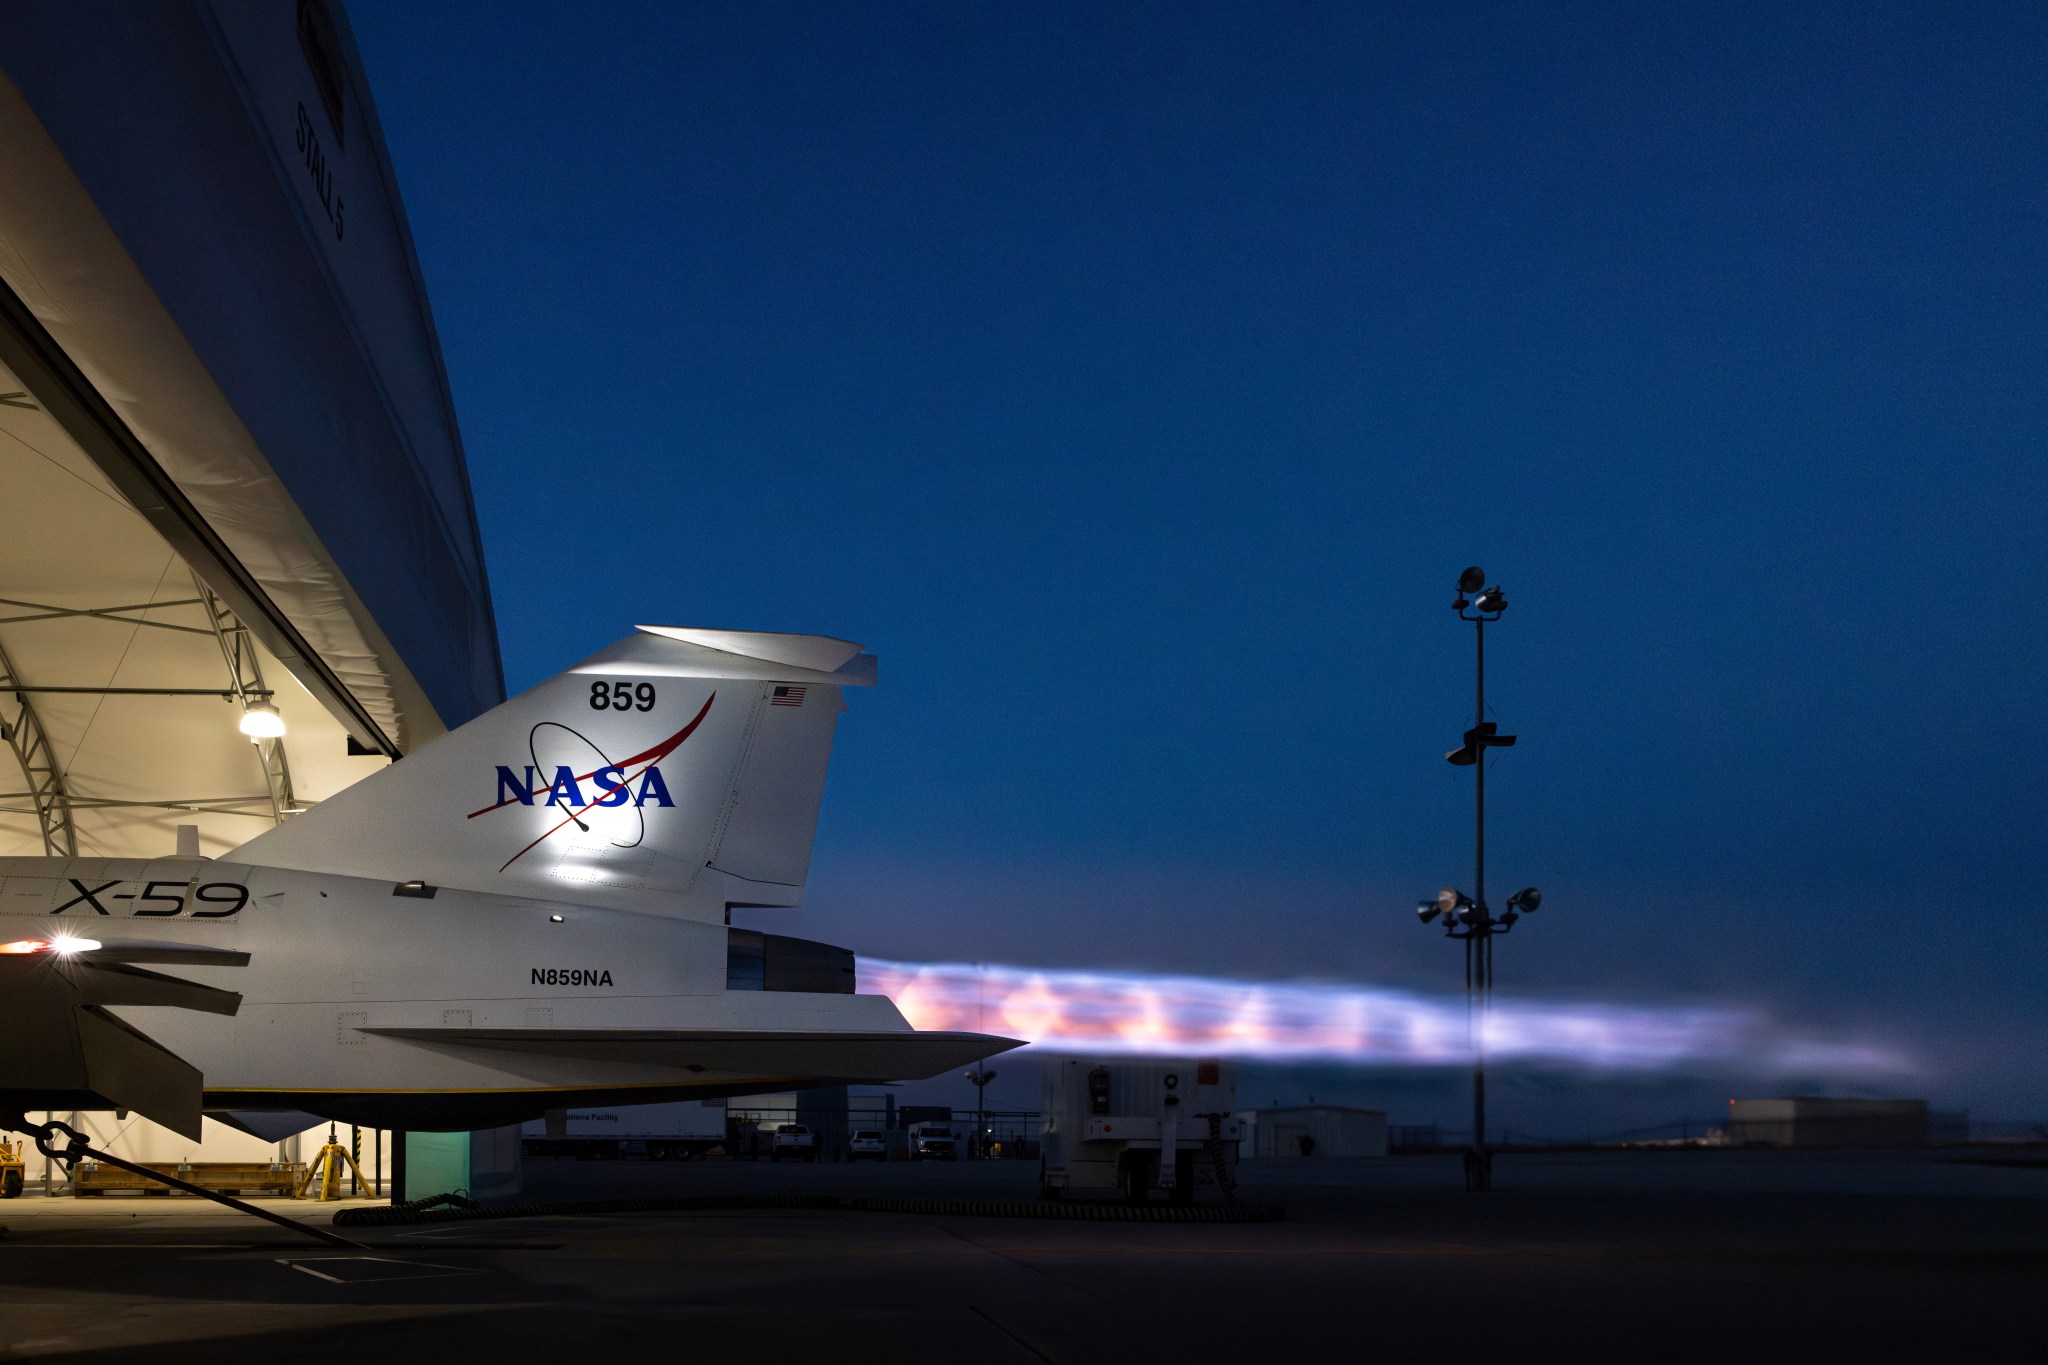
860,958,1909,1077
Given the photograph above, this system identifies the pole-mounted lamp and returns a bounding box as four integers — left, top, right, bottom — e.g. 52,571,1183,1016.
964,1067,997,1159
1415,566,1547,1193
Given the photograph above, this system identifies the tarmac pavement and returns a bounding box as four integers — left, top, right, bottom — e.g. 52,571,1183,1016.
2,1148,2044,1361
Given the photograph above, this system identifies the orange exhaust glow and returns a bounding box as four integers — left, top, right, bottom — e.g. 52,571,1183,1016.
859,957,1910,1075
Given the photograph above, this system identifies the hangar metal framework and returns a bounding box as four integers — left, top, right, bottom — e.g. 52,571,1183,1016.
0,340,362,861
0,563,302,856
0,0,504,863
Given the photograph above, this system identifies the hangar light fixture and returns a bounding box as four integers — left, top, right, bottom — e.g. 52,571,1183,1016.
238,699,287,739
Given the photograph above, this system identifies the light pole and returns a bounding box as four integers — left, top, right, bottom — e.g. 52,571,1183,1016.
964,1067,997,1159
1415,566,1543,1192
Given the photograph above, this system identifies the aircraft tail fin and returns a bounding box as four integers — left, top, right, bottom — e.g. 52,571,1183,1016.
232,628,875,920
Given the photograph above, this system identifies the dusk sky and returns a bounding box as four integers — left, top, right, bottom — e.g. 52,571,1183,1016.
349,2,2046,1127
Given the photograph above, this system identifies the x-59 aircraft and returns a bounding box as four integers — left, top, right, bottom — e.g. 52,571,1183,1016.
0,627,1017,1139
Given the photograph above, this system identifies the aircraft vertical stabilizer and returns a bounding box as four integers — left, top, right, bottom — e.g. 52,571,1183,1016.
231,629,874,922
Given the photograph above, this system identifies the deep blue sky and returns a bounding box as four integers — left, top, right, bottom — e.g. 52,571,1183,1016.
350,2,2047,1122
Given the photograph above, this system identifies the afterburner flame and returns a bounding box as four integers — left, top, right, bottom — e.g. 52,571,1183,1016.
860,958,1907,1076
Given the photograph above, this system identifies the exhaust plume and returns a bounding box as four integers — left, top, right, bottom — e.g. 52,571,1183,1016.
861,958,1907,1076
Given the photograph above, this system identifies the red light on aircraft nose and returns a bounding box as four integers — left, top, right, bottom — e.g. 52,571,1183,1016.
0,937,96,955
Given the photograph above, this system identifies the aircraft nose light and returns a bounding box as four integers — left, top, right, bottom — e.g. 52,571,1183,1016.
1,937,101,955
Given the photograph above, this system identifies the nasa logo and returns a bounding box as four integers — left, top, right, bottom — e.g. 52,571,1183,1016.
468,695,716,871
492,765,674,809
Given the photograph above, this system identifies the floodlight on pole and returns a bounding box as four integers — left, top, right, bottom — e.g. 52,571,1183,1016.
1412,566,1547,1194
965,1067,998,1160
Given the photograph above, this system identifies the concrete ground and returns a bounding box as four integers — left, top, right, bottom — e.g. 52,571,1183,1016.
2,1148,2044,1361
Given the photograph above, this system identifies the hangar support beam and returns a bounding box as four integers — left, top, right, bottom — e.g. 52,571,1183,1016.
0,635,76,857
0,595,213,634
0,582,303,841
194,574,299,823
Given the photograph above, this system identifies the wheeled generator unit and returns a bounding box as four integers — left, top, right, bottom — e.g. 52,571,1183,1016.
1039,1058,1240,1202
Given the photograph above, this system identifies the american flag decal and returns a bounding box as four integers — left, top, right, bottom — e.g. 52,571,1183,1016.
770,685,806,707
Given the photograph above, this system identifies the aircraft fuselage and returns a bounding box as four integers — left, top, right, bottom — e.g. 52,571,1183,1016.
0,855,962,1129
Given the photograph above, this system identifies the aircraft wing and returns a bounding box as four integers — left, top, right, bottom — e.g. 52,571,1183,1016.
359,1027,1021,1081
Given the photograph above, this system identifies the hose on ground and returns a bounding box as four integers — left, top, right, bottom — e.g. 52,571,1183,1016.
387,1190,481,1215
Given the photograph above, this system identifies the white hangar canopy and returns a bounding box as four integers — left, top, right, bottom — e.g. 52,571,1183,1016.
0,1,501,860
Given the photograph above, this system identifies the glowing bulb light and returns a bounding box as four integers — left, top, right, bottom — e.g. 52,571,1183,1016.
1,936,100,955
238,700,286,739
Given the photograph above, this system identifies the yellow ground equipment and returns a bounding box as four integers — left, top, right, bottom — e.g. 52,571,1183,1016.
1,1138,24,1198
294,1128,374,1201
72,1160,302,1197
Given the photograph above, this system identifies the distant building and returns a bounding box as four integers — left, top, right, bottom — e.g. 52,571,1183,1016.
1726,1098,1928,1148
1237,1106,1388,1158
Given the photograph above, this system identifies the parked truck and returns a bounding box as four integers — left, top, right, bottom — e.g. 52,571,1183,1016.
1040,1058,1240,1203
521,1099,727,1161
908,1121,958,1161
769,1124,818,1161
